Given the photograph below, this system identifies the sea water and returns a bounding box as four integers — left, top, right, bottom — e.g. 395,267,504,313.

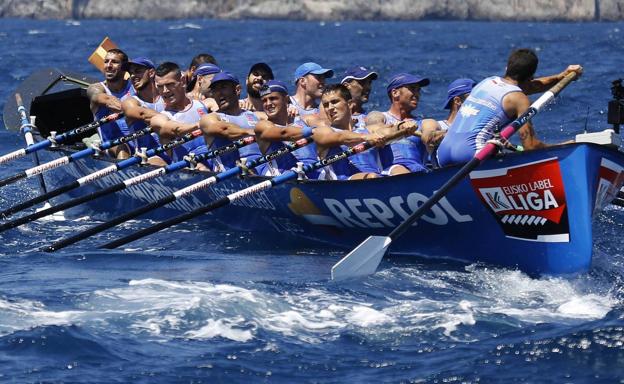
0,19,623,383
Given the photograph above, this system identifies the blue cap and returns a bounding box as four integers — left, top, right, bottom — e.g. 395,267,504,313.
443,78,476,109
259,80,289,97
128,57,155,70
386,73,430,94
209,71,240,88
294,62,334,83
341,66,378,83
194,63,221,77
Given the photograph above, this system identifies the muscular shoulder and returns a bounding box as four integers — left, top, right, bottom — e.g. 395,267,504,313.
365,111,386,125
86,82,105,100
502,91,529,119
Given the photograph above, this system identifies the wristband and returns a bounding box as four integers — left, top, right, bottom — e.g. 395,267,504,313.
302,125,314,138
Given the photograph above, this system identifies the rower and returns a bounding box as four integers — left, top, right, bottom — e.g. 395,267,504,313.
121,57,168,166
254,80,321,177
185,53,218,98
86,48,135,159
290,62,334,116
149,62,212,171
190,63,221,111
340,65,378,125
437,48,583,167
314,84,414,180
240,62,274,112
420,78,476,167
366,73,432,175
199,72,269,174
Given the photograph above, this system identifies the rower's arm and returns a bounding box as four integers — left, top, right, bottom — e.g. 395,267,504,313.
505,92,547,150
199,112,254,140
518,64,583,95
255,120,309,141
420,119,446,154
150,113,199,139
312,126,381,147
87,82,122,114
121,98,159,125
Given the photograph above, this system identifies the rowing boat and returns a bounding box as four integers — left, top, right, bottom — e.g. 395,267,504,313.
4,68,624,276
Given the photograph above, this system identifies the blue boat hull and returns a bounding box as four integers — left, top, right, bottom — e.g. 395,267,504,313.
38,143,624,275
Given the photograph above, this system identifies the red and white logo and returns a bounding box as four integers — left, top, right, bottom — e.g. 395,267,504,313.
470,158,569,242
594,158,624,212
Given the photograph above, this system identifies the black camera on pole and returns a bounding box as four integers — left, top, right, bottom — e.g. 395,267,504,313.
608,79,624,133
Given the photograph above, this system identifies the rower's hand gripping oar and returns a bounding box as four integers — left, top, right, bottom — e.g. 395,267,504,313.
0,136,256,232
100,128,412,250
0,128,205,219
0,125,154,189
330,72,579,281
43,135,316,252
0,112,122,166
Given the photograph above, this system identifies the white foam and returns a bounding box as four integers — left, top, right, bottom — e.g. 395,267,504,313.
186,319,253,342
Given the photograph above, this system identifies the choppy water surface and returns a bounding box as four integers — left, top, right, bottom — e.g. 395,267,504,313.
0,19,624,383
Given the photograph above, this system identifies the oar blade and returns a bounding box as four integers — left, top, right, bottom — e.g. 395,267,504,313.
331,235,392,281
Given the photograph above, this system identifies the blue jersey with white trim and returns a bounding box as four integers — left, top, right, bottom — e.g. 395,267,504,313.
211,110,266,173
377,112,427,173
161,99,209,163
437,76,521,166
94,81,135,143
351,120,382,174
123,94,165,154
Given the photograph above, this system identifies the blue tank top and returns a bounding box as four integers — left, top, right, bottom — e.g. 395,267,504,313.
211,111,267,174
351,121,382,174
94,81,135,143
322,125,380,180
377,112,427,173
161,99,209,163
437,76,521,167
122,94,165,152
262,119,320,176
289,96,319,116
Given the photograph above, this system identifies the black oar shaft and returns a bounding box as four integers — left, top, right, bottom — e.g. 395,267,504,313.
102,197,230,249
0,172,27,188
0,182,79,219
43,195,177,252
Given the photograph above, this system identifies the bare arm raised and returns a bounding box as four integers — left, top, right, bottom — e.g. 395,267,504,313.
87,82,122,114
519,65,583,95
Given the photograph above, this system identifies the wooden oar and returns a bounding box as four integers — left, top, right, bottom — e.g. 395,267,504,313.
14,94,48,195
330,72,579,281
0,126,153,189
0,136,256,232
0,129,204,219
43,136,317,252
99,128,411,250
0,112,121,166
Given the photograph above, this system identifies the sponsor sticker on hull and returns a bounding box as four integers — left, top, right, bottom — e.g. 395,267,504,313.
594,157,624,213
469,158,569,242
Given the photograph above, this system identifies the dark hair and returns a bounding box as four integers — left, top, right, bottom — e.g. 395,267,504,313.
155,62,181,78
322,83,352,101
106,48,128,63
189,53,218,70
505,48,538,82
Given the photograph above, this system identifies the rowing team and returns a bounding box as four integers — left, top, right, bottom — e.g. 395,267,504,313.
87,48,582,180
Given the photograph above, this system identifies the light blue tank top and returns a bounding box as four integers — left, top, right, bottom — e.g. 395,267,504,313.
437,76,521,166
94,81,135,143
211,111,267,174
351,121,382,174
323,125,380,180
377,112,427,173
122,94,165,153
161,99,209,163
289,96,319,116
